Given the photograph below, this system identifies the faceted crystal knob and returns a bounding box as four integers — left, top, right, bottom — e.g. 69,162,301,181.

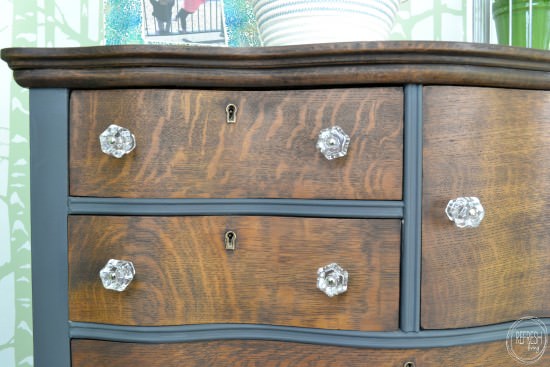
317,263,348,297
99,259,135,292
316,126,350,160
99,124,136,158
446,196,485,228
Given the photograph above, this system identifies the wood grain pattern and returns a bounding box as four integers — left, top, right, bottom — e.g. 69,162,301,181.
69,88,403,199
422,86,550,329
68,216,401,330
71,339,550,367
3,42,550,89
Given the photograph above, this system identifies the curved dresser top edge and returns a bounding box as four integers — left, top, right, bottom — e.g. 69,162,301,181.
2,41,550,89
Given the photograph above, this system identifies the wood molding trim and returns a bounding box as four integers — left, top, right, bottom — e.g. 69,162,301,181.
3,42,550,89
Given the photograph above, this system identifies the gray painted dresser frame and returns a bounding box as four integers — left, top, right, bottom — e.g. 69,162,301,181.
2,42,549,366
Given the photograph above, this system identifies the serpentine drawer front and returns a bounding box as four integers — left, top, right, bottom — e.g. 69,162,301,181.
68,216,401,330
71,339,543,367
3,42,550,367
69,88,403,199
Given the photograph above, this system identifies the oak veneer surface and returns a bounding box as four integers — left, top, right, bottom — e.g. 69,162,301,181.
422,86,550,329
68,216,401,330
71,339,550,367
69,88,403,199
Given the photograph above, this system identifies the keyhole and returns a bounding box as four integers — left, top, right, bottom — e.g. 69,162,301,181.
224,230,237,250
226,104,237,124
403,362,415,367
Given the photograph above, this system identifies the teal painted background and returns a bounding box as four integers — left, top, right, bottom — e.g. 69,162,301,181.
0,1,470,366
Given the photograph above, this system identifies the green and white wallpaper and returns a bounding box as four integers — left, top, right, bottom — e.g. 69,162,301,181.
0,1,104,366
0,1,469,366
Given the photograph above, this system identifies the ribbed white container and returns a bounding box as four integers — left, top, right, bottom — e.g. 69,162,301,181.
253,0,401,46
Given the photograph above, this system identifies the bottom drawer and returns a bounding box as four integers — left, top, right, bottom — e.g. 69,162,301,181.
72,339,550,367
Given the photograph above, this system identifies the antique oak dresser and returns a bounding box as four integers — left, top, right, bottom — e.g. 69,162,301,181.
2,42,550,366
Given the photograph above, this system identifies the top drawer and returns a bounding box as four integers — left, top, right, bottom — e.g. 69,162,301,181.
69,88,403,199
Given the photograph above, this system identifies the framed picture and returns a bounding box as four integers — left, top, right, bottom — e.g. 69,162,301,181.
105,0,261,46
143,0,225,45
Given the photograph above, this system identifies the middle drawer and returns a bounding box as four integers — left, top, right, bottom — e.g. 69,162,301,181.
68,216,401,331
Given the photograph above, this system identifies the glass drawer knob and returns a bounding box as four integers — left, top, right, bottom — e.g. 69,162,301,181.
446,196,485,228
316,126,350,160
99,124,136,158
99,259,135,292
317,263,348,297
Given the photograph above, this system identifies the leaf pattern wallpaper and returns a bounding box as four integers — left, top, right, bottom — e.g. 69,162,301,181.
0,1,468,366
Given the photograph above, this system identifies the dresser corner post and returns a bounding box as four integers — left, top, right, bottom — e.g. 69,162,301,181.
401,84,423,333
29,89,71,367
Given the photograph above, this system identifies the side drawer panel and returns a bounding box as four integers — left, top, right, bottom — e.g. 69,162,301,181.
422,86,550,329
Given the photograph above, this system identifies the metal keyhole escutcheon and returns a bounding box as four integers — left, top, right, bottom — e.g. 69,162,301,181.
226,104,237,124
225,230,237,250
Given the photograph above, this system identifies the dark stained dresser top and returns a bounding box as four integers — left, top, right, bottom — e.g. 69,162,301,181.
2,41,550,89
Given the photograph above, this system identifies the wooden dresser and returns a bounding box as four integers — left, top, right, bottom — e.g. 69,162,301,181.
2,42,550,366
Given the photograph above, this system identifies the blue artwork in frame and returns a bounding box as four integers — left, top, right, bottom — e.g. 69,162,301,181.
222,0,261,46
105,0,261,47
